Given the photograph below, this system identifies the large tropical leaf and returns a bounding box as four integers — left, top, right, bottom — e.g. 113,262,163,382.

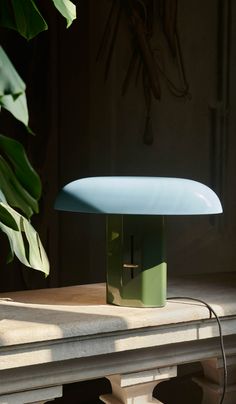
0,46,30,128
0,46,25,99
0,0,48,40
0,0,78,276
51,0,76,28
0,203,18,230
0,93,29,127
0,202,49,276
0,135,40,198
0,134,41,218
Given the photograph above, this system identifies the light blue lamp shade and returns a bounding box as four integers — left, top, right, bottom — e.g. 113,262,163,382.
55,176,222,215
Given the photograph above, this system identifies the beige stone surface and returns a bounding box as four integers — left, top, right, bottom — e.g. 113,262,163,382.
0,273,235,348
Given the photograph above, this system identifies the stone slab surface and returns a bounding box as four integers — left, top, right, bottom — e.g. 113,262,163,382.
0,273,235,347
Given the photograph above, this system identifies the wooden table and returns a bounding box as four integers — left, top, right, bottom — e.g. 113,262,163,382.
0,273,236,403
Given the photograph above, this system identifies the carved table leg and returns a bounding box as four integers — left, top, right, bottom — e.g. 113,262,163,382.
193,356,236,404
100,366,177,404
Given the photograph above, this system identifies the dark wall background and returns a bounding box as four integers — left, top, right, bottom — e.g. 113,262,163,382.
0,0,236,292
58,0,236,289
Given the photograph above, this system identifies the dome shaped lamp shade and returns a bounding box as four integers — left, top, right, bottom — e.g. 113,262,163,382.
55,177,223,308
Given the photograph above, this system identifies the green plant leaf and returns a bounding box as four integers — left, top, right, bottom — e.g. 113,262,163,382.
0,203,18,230
0,47,32,129
0,46,25,99
11,0,48,40
0,135,41,200
51,0,76,28
0,135,41,218
0,92,29,127
0,0,48,40
0,156,37,218
0,203,49,276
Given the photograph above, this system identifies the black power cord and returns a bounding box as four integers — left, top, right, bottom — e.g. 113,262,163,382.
167,296,227,404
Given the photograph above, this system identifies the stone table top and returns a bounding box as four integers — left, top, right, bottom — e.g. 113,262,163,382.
0,272,235,350
0,272,236,374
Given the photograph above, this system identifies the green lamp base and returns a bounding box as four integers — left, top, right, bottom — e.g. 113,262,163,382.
106,215,166,308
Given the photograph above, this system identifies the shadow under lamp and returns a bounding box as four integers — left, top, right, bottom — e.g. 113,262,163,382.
55,177,222,308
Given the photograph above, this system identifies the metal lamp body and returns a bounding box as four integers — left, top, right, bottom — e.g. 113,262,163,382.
106,215,166,307
55,176,223,308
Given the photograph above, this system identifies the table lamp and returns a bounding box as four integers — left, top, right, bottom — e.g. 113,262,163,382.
55,177,222,308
